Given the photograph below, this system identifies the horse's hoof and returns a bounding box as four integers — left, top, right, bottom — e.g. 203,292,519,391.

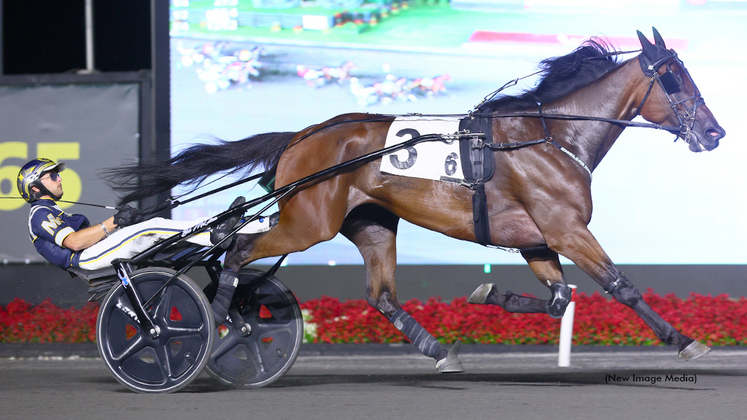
679,340,712,361
545,283,572,319
468,283,494,305
435,340,465,373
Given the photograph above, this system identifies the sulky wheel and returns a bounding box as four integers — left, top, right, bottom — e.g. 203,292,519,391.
96,267,214,393
205,268,303,388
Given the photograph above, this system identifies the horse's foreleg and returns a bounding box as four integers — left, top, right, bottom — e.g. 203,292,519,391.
601,273,709,359
548,227,710,360
340,205,463,373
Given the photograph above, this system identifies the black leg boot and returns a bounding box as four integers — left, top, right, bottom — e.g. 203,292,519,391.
211,269,239,327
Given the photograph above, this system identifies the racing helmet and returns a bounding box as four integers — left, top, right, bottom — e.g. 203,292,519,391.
17,158,66,203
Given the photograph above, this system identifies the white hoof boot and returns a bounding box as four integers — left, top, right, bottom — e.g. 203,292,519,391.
678,341,711,361
468,283,494,305
435,340,465,373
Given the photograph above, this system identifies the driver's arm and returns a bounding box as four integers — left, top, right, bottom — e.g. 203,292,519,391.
62,217,117,251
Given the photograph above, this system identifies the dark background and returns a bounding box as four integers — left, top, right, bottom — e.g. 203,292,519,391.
2,0,151,75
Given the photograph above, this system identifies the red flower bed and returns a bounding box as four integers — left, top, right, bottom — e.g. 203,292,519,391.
0,298,98,343
299,290,747,347
2,291,746,346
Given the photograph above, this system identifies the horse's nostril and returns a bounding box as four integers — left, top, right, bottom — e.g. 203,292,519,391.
706,127,725,140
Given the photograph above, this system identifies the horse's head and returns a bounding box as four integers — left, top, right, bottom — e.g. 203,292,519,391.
636,28,725,152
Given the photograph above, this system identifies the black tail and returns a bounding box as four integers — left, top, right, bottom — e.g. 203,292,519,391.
104,131,296,205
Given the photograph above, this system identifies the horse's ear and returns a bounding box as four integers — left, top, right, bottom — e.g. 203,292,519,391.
637,30,656,58
652,27,667,49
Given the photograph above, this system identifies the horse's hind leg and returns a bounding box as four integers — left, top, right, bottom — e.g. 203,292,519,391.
340,204,463,373
521,246,573,318
469,246,571,318
468,285,548,314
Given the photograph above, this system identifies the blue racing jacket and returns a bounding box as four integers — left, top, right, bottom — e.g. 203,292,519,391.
27,199,90,269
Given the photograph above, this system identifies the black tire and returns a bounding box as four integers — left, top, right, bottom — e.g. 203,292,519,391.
205,268,303,388
96,267,214,393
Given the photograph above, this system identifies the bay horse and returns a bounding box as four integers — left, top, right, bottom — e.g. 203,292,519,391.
108,28,725,372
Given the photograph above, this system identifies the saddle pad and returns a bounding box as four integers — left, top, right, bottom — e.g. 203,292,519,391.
380,117,463,183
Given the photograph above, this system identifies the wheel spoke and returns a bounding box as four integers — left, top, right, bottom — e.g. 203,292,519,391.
211,329,242,360
110,336,146,362
154,342,174,381
248,338,266,374
162,325,206,337
150,286,173,323
251,319,296,335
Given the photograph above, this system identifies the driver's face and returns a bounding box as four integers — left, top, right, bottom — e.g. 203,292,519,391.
39,171,63,198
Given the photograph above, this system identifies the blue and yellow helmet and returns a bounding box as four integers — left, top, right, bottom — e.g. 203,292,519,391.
17,158,66,203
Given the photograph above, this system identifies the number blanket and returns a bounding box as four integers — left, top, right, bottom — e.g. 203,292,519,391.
379,117,463,183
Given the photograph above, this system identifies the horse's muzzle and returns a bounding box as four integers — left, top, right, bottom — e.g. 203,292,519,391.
690,125,725,152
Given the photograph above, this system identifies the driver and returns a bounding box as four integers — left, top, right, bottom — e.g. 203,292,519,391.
18,157,269,270
18,158,272,323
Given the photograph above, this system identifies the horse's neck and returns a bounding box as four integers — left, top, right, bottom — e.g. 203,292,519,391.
550,59,646,170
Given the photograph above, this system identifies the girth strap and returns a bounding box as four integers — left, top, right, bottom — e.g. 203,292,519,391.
471,183,491,245
459,116,495,246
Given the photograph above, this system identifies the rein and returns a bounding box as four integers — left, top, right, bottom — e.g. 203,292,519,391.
0,197,117,209
139,171,266,218
470,111,681,134
157,104,679,212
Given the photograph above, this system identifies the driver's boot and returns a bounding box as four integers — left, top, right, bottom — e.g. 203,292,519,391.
210,196,246,249
211,269,238,327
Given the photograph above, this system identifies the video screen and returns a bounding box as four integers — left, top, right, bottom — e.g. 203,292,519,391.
169,0,745,265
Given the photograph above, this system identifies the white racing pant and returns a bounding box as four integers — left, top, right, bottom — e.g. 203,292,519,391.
77,216,271,270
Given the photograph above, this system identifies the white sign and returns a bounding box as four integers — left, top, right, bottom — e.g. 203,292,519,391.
380,118,463,183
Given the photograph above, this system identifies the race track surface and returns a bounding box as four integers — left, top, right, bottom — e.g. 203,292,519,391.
1,346,746,420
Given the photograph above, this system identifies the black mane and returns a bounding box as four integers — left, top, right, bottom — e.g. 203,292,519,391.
478,38,621,112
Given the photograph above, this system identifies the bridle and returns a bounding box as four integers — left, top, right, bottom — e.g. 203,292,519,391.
451,47,705,181
636,49,704,146
467,48,702,140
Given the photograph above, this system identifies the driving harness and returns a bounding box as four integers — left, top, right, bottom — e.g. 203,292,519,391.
458,110,592,247
458,116,496,246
